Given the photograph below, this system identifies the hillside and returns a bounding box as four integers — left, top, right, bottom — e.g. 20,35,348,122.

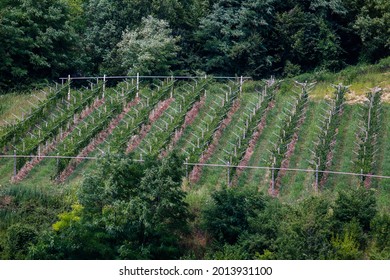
0,59,389,259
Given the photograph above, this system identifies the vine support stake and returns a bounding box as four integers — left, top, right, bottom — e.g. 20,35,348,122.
227,161,231,187
67,75,71,107
240,76,243,96
136,73,140,98
315,164,319,193
171,75,174,98
13,150,16,177
56,153,59,173
185,158,188,178
271,162,275,194
103,74,106,99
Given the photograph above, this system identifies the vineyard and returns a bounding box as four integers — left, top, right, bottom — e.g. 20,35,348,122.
0,75,390,211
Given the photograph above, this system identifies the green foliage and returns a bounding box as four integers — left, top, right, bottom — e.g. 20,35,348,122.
354,0,390,62
4,223,37,259
105,16,181,75
200,188,380,260
108,80,174,153
270,82,309,179
196,0,275,76
205,243,248,260
202,187,266,244
330,229,363,259
0,0,81,90
31,153,190,259
371,213,390,251
275,5,345,72
0,86,68,151
355,90,382,181
333,188,377,231
312,84,348,183
273,196,334,259
369,212,390,259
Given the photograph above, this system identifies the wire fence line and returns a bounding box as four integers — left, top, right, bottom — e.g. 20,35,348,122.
59,75,252,81
1,154,390,181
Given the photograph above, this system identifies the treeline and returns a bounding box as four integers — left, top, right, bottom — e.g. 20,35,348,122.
0,154,389,260
1,0,389,90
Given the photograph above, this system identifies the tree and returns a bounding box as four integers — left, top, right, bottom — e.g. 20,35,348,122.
106,16,181,75
5,223,37,259
274,2,345,73
196,0,276,77
202,187,266,244
29,153,190,259
0,0,81,90
353,0,390,62
369,213,390,258
273,196,334,259
333,188,377,232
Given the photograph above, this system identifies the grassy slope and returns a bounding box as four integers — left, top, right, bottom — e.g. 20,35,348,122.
278,99,325,201
0,58,389,212
375,103,390,212
196,89,259,188
236,92,291,193
0,90,47,127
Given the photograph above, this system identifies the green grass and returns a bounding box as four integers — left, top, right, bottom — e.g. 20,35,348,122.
278,100,325,201
196,89,259,188
375,103,390,212
0,90,47,127
325,105,362,190
236,92,291,193
0,58,390,216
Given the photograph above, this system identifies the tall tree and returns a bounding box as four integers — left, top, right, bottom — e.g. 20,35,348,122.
105,16,181,75
196,0,276,77
29,154,189,259
0,0,80,90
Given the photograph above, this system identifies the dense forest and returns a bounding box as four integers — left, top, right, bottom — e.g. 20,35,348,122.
1,0,389,91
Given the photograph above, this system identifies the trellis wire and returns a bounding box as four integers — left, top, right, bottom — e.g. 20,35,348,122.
2,154,390,181
59,75,252,81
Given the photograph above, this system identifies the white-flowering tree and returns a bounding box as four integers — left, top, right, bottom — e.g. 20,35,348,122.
115,16,181,75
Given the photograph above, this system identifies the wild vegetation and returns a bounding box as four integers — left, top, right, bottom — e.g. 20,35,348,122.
1,0,389,91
